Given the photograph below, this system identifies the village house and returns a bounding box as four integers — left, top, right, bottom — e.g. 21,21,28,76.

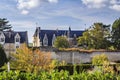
0,30,28,57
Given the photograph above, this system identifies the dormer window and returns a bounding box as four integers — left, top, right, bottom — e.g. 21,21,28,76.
16,38,20,42
15,33,20,49
52,34,56,47
43,34,48,46
15,33,20,43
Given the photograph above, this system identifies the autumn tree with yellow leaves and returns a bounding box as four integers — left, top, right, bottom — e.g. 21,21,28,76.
11,44,51,73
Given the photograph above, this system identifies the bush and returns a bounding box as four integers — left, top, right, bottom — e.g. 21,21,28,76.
92,53,108,65
56,64,93,75
0,70,119,80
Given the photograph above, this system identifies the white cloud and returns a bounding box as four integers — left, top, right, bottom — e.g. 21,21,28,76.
21,10,29,15
17,0,41,14
17,0,59,14
110,0,120,4
81,0,108,8
48,0,58,3
109,0,120,11
110,4,120,11
17,0,40,9
82,0,120,11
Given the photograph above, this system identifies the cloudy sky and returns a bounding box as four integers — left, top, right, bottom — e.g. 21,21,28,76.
0,0,120,42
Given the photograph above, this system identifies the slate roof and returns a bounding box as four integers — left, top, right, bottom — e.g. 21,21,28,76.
2,31,28,44
39,29,84,46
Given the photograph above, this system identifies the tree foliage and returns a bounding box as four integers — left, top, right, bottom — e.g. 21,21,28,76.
0,45,7,67
0,18,12,31
54,36,70,48
11,44,51,73
78,23,110,49
112,18,120,49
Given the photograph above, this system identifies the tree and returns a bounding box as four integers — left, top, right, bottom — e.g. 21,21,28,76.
11,44,51,73
0,18,12,31
112,18,120,49
0,45,7,67
54,36,70,48
78,23,110,49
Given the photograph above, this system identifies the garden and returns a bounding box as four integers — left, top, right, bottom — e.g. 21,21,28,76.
0,45,120,80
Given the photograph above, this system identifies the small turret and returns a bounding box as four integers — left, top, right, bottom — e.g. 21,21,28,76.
67,27,71,38
33,27,41,47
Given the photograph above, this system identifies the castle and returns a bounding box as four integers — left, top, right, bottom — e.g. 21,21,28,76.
33,27,84,47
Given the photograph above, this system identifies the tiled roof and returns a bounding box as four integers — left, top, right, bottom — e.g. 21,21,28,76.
39,29,84,46
3,31,28,43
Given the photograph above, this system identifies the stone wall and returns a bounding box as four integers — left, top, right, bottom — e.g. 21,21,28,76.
4,43,25,58
51,51,120,64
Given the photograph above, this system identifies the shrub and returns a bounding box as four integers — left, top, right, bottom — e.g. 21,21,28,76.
10,44,51,73
92,53,108,65
0,70,118,80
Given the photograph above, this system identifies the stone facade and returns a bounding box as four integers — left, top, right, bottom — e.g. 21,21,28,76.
0,31,28,58
4,43,25,58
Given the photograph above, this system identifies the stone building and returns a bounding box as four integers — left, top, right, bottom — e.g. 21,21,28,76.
0,30,28,57
33,27,84,47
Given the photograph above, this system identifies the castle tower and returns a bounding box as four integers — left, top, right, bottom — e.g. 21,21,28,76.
33,27,40,47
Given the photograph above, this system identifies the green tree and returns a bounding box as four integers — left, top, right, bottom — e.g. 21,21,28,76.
0,18,12,31
54,36,70,48
112,18,120,50
0,45,7,67
78,23,110,49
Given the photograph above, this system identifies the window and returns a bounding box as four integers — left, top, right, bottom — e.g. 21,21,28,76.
15,33,20,43
16,45,19,48
16,38,20,42
0,38,4,42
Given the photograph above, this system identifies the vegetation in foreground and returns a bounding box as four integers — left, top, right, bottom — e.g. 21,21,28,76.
1,52,120,80
0,70,119,80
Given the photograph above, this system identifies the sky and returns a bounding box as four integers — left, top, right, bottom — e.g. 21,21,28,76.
0,0,120,43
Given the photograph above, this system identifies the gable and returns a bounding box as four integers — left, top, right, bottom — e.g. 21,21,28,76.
15,33,20,38
0,32,5,38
